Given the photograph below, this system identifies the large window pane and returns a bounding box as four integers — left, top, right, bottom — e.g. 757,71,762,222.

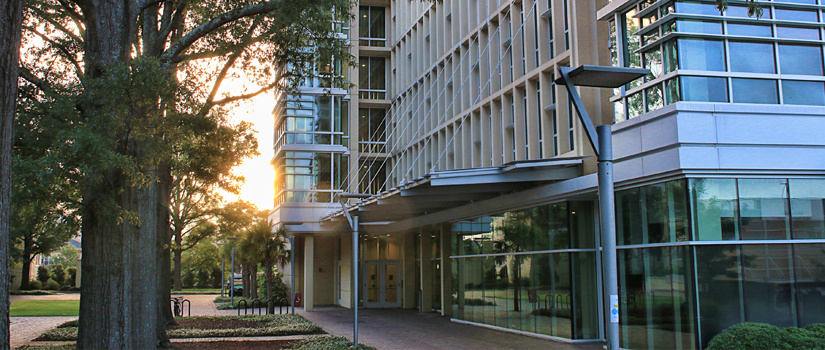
789,179,825,238
727,23,772,37
776,26,820,40
676,19,722,34
774,8,818,22
729,42,775,73
794,244,825,326
617,188,643,245
732,78,778,104
738,179,791,240
783,81,825,106
677,39,725,71
681,76,728,102
695,245,743,348
572,252,599,339
741,245,795,327
690,178,739,240
779,44,823,75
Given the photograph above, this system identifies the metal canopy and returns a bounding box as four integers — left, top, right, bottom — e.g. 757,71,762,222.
555,65,649,88
320,157,584,233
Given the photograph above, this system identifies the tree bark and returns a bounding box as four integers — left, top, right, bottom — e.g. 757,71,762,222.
20,235,33,290
0,0,22,347
265,262,273,314
157,162,174,347
76,1,162,348
173,229,183,291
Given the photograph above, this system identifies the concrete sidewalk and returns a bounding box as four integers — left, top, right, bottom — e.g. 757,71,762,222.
298,307,604,350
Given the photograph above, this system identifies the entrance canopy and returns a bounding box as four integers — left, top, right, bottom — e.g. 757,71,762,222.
321,157,584,234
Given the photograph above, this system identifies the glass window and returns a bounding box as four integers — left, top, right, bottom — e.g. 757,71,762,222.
741,245,796,327
789,179,825,238
694,245,743,348
677,39,725,71
646,84,664,112
676,1,720,15
738,179,790,239
644,49,663,79
681,76,728,102
783,80,825,105
776,26,820,40
359,6,386,46
690,178,739,240
726,5,771,18
779,44,823,75
729,42,776,73
676,19,722,34
665,77,681,104
627,92,643,119
663,39,678,73
727,23,773,37
794,244,825,327
732,78,778,104
775,8,819,22
777,0,817,4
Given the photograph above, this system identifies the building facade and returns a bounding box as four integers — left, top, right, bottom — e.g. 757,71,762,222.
270,0,825,348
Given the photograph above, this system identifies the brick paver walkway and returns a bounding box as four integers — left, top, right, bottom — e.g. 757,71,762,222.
297,307,604,350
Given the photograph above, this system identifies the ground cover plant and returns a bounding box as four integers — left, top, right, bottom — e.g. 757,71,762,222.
708,322,825,350
291,335,377,350
10,300,78,316
36,315,322,341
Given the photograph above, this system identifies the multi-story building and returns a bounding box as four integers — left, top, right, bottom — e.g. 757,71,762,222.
271,0,825,348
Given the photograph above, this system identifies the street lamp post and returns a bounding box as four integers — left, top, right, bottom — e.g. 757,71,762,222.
338,192,371,347
556,65,648,350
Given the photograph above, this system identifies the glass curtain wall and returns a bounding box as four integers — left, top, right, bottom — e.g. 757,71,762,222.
616,178,825,349
609,0,825,122
451,201,599,340
273,151,348,205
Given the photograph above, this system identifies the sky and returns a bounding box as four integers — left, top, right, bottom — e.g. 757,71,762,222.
222,91,276,212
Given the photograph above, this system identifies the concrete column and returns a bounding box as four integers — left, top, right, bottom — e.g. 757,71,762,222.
304,235,315,311
439,224,453,317
402,231,417,309
420,228,433,312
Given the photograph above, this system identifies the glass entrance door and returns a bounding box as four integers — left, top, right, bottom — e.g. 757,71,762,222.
363,261,401,308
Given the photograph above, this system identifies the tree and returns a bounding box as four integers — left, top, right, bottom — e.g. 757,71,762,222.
50,243,80,270
36,265,49,284
180,236,221,288
170,118,258,291
0,0,22,346
19,0,352,347
52,264,66,285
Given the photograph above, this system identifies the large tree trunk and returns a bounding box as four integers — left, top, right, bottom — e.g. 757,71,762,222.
265,262,274,313
0,0,22,348
20,235,32,290
76,1,162,348
157,164,174,347
173,230,183,291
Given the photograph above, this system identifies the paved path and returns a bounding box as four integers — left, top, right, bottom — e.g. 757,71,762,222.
10,316,77,349
298,307,604,350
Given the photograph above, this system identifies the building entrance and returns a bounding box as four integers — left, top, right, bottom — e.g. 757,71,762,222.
363,260,401,308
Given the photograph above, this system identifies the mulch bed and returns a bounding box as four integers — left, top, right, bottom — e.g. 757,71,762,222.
169,318,265,330
172,340,296,349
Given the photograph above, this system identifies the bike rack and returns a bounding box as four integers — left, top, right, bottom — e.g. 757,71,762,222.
251,299,262,315
237,299,249,316
181,298,191,317
280,298,289,314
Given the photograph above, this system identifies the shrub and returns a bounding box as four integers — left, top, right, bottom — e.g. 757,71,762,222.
37,266,50,284
210,267,222,288
196,269,210,288
27,280,43,290
35,327,78,341
463,298,496,306
292,335,377,350
58,320,78,328
182,271,195,288
45,279,61,290
51,265,65,285
65,267,77,287
707,322,825,350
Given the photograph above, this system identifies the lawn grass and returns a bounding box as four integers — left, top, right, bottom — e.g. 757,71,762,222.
172,288,222,295
11,300,79,316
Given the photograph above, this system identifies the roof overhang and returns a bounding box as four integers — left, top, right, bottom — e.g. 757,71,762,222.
321,157,585,234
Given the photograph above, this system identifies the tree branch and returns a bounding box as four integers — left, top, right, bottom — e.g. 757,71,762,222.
159,0,284,64
209,82,278,108
23,26,83,75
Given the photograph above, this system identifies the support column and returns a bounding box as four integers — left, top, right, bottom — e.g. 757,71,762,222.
420,229,433,312
304,235,315,311
402,231,416,309
439,224,453,317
